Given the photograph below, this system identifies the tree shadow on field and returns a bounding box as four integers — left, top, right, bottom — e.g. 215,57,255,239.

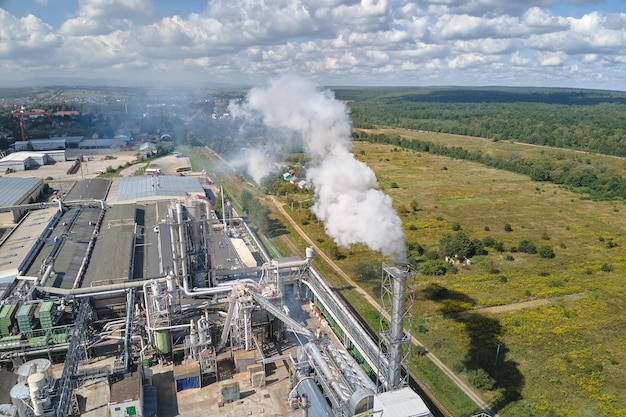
266,218,288,237
422,283,525,412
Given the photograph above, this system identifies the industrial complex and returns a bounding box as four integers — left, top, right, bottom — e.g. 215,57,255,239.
0,155,433,417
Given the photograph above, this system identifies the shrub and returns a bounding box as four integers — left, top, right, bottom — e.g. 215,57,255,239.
601,263,613,272
505,255,515,261
484,226,490,231
499,275,508,283
45,176,53,180
493,241,505,252
452,223,462,231
420,260,448,276
538,245,555,259
390,181,399,188
408,224,417,231
452,362,465,373
518,239,537,254
482,236,495,247
504,223,513,232
468,368,496,391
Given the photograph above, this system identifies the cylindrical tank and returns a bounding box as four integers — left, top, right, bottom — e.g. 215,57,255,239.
27,374,47,417
349,388,375,415
197,318,211,346
0,404,17,417
16,359,51,384
296,377,333,417
10,383,32,417
306,247,315,263
27,373,46,394
154,329,172,354
166,275,176,292
151,281,162,297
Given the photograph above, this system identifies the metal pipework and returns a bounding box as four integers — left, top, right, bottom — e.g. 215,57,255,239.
305,343,351,403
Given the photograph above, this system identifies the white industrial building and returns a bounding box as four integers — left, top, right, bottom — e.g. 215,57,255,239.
13,138,67,151
0,177,46,224
0,151,66,172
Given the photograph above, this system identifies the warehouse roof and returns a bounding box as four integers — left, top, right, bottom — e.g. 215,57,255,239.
64,178,111,201
0,177,43,207
0,208,58,285
0,152,48,163
116,176,204,202
82,204,135,287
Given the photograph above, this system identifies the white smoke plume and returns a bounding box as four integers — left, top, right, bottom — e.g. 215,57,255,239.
229,147,274,185
230,74,406,262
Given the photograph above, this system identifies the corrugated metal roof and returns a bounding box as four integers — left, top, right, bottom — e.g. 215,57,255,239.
116,176,204,202
0,152,48,162
79,138,129,147
0,177,43,206
64,178,111,201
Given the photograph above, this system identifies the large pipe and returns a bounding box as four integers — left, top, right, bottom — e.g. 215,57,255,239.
37,276,166,296
295,376,333,417
306,343,351,403
38,264,55,287
301,269,387,378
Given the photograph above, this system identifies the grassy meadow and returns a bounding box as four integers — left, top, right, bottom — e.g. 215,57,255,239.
272,139,626,417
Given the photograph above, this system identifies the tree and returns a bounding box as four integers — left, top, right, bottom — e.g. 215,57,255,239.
439,231,475,259
421,260,448,276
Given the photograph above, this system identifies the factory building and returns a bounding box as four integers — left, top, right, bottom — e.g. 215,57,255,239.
0,151,66,172
0,169,431,417
0,177,46,224
13,139,67,152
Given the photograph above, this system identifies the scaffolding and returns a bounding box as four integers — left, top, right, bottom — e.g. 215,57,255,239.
378,262,416,391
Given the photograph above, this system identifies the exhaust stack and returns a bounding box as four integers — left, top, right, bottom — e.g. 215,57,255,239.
379,262,416,391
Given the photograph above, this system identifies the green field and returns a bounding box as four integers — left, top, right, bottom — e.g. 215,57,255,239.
274,140,626,417
193,138,626,417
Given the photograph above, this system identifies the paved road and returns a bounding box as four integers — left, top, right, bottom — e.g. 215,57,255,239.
268,195,497,417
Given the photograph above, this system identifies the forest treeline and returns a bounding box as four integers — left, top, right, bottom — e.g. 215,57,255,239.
335,87,626,157
353,130,626,201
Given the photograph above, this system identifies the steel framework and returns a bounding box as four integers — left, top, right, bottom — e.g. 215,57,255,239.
378,262,416,391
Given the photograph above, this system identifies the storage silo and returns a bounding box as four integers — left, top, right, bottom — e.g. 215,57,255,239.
27,373,49,417
154,329,172,355
0,404,17,417
9,383,32,417
16,359,52,385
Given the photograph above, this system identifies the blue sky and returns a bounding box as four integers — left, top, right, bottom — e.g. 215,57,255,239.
0,0,625,89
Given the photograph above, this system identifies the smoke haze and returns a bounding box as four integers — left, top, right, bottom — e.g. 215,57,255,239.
230,74,406,262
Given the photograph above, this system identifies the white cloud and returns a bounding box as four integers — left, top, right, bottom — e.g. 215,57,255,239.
0,0,625,90
522,7,569,32
538,51,568,66
0,10,60,62
59,0,156,36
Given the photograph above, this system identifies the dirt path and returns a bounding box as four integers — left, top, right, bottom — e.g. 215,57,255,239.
470,291,592,315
